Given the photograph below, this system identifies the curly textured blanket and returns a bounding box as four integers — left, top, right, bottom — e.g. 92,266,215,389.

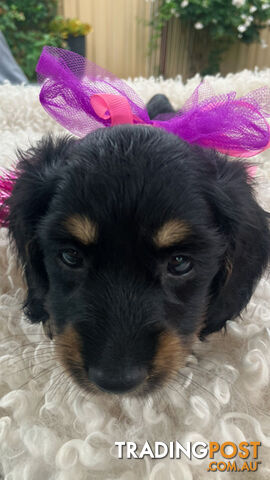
0,71,270,480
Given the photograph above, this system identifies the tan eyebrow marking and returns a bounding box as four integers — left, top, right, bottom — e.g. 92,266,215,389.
153,219,190,248
64,215,98,245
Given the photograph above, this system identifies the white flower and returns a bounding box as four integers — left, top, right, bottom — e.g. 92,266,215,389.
241,15,253,27
238,33,243,38
260,39,268,49
249,5,257,13
181,0,189,7
194,22,204,30
262,3,270,10
232,0,246,7
238,24,247,32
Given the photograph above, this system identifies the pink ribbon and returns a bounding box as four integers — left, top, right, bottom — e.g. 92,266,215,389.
90,93,145,126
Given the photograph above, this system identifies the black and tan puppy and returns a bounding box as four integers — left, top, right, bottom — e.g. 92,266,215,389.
6,95,270,396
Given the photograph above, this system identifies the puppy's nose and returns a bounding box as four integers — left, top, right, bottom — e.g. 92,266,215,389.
89,366,146,393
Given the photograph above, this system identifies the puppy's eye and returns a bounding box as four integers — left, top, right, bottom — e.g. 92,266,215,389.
59,249,83,268
167,255,192,276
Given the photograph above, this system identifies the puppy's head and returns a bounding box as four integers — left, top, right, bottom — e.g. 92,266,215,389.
7,125,270,395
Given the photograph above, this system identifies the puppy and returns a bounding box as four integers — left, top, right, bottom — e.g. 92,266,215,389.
6,95,270,396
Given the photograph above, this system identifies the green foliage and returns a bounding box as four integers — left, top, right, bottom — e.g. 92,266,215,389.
149,0,270,75
50,16,92,39
0,1,64,81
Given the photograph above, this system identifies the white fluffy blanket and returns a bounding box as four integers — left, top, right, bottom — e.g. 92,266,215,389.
1,70,270,480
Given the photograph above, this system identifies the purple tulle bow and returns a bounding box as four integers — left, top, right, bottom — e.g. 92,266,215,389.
0,169,17,226
36,46,270,157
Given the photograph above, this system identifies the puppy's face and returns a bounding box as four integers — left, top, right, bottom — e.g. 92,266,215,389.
7,126,270,396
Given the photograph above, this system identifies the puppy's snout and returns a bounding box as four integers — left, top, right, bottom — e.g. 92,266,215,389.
89,365,147,394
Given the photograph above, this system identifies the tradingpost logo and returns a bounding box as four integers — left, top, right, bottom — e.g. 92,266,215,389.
115,441,262,472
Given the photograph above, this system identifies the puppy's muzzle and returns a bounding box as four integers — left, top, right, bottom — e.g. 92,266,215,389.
88,365,147,394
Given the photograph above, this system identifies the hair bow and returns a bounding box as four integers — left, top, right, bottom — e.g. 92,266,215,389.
35,46,270,158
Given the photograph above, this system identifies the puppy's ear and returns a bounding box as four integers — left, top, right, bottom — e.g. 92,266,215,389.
146,94,175,120
201,156,270,337
8,135,75,324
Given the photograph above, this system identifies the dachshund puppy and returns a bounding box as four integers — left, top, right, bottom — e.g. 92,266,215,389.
6,95,270,396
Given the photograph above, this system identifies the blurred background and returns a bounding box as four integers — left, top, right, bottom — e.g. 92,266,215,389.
0,0,270,83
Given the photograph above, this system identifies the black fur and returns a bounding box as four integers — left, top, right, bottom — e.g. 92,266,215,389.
147,94,175,120
6,97,270,394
